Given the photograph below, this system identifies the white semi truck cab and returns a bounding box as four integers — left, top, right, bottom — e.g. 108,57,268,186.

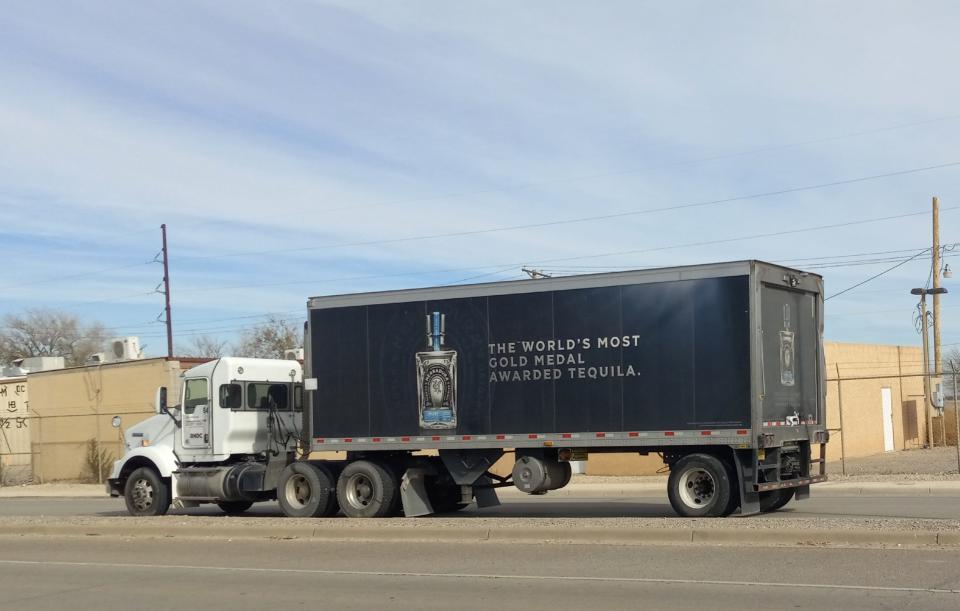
107,357,303,515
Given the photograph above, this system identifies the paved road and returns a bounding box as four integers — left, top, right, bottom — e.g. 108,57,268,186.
0,535,957,610
2,493,959,520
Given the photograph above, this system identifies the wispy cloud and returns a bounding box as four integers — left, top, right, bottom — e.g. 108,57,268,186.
1,1,958,352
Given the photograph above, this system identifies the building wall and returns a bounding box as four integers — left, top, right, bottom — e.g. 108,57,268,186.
825,342,925,461
27,358,203,482
0,377,31,485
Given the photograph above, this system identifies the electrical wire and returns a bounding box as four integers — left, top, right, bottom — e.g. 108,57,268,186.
174,161,960,262
825,249,931,301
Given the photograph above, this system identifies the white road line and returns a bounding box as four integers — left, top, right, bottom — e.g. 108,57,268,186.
0,559,957,595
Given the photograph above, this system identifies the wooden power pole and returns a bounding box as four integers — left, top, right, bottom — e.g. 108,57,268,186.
161,224,173,358
933,196,942,376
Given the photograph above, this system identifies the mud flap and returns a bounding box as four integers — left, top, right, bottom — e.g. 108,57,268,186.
400,468,434,517
733,450,761,516
795,484,810,500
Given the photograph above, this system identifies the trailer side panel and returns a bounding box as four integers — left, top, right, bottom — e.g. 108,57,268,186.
309,274,751,440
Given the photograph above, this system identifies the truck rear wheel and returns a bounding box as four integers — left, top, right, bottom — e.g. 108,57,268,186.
759,488,795,512
278,462,339,518
667,454,734,518
124,467,170,517
337,460,398,518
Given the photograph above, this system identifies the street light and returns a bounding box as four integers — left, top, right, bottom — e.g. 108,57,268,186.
912,287,949,447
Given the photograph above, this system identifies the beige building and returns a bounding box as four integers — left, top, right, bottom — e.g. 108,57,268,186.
27,357,207,482
586,342,927,476
0,376,30,485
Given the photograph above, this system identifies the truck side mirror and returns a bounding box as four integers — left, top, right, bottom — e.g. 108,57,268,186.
156,387,168,414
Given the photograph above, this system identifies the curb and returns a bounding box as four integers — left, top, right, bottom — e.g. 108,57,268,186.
3,522,957,548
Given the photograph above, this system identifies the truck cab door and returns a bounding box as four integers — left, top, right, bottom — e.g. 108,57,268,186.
181,377,212,450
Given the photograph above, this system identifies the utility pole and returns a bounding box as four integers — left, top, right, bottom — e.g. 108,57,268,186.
912,287,948,447
933,196,942,376
161,224,173,358
920,299,933,448
952,364,960,474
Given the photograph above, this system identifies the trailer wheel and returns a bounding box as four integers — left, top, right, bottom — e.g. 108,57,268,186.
123,467,170,517
759,488,795,512
337,460,398,518
217,501,254,515
277,462,339,518
667,454,733,518
427,483,469,513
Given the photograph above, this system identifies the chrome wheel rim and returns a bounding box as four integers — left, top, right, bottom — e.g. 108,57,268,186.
678,468,715,508
285,474,311,509
345,472,375,508
131,477,154,512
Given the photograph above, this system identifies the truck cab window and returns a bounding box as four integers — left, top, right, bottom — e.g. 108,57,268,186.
183,378,209,415
219,383,242,409
246,383,289,411
294,384,303,412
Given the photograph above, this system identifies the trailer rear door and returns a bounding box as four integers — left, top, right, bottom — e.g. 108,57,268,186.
759,283,820,427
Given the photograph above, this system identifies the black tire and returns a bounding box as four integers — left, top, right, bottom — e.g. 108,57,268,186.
217,501,254,515
759,488,796,512
336,460,398,518
667,454,734,518
277,462,339,518
427,482,469,513
123,467,171,517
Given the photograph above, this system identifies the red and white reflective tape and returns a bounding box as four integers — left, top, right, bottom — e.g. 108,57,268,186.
314,428,751,445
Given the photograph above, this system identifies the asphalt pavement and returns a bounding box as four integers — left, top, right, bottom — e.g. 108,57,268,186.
0,534,957,610
2,491,960,520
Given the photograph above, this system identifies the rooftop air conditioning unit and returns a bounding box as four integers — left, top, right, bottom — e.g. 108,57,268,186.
110,337,144,362
283,348,304,361
86,352,108,365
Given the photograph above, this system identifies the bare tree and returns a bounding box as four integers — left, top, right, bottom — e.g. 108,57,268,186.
0,309,107,366
945,348,960,373
234,316,302,359
178,335,230,358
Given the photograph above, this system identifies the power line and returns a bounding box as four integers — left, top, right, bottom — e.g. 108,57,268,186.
274,113,960,217
174,161,960,262
825,249,932,301
147,205,960,297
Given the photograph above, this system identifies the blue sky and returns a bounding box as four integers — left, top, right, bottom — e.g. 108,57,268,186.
1,1,958,357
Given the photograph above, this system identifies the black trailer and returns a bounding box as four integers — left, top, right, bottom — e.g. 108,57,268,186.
292,260,827,518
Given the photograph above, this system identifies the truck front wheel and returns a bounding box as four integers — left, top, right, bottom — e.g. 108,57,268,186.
667,454,734,518
278,462,339,518
337,460,398,518
124,467,171,517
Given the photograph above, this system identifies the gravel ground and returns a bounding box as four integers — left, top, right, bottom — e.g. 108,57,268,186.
826,446,960,480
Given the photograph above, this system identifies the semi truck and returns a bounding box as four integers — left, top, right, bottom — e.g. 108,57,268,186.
108,260,828,518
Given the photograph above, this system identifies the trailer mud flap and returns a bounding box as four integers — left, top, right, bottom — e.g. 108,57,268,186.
733,450,761,516
400,468,434,517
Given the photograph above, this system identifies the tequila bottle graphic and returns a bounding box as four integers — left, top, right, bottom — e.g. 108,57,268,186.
780,303,795,387
416,311,458,429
